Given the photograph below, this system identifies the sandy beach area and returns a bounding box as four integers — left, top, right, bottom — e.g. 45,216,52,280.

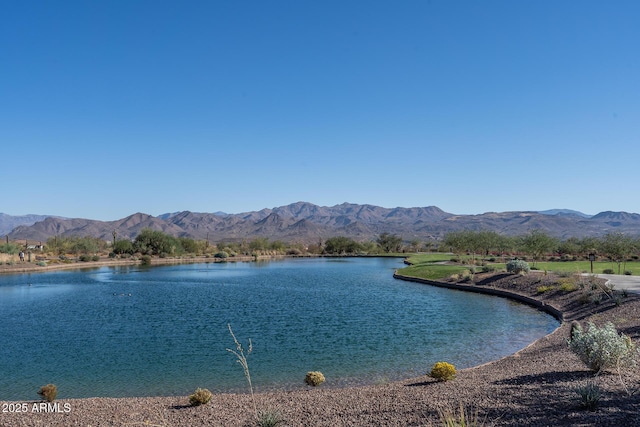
1,261,640,426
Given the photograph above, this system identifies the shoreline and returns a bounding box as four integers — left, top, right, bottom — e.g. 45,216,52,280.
2,265,640,425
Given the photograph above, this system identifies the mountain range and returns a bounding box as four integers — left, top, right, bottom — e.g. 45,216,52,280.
3,202,640,244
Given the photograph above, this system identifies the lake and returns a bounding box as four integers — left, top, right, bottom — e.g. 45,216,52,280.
0,257,559,400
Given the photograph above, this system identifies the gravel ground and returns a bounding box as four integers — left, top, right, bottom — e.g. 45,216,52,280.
2,271,640,426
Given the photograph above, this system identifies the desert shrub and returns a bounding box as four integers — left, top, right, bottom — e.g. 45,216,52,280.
590,293,603,305
568,322,637,374
188,387,213,406
140,255,152,265
38,384,57,402
79,254,91,262
215,251,229,259
438,403,484,427
602,269,615,274
558,278,579,292
257,409,285,427
536,285,555,294
304,371,326,387
430,362,456,382
578,293,592,305
227,324,258,418
36,261,47,267
108,252,117,258
481,265,496,273
91,255,100,262
613,292,625,306
506,259,530,274
573,380,601,410
624,271,633,276
559,282,579,292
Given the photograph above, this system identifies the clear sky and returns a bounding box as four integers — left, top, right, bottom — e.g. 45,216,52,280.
2,1,639,220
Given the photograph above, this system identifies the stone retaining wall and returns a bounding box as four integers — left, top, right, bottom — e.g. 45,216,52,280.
393,272,564,322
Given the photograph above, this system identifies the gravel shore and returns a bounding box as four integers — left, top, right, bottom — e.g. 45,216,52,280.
2,271,640,426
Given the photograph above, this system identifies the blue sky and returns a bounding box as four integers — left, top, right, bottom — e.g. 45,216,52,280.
2,1,639,220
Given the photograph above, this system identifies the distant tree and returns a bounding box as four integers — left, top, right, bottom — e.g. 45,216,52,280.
361,240,380,254
324,236,362,254
494,234,516,259
0,243,20,255
270,240,286,253
557,237,581,259
134,229,180,256
178,237,199,254
112,240,134,255
249,237,270,252
578,237,601,257
521,230,558,267
475,230,502,257
376,233,403,253
599,232,636,274
442,230,485,259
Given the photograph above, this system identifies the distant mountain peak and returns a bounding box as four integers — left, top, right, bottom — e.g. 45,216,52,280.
5,202,640,243
538,209,592,218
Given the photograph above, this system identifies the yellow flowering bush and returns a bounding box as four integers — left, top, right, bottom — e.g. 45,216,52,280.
304,371,326,387
189,387,213,406
430,362,456,381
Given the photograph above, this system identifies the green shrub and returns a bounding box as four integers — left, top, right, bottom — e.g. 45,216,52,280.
602,269,615,274
506,259,530,274
215,251,229,259
577,293,592,305
430,361,456,381
536,285,555,294
568,321,637,373
481,265,496,273
188,387,213,406
304,371,326,387
36,261,47,267
624,271,632,276
573,380,601,410
438,403,484,427
38,384,57,402
79,254,91,262
558,278,579,292
140,255,152,265
257,409,285,427
91,255,100,262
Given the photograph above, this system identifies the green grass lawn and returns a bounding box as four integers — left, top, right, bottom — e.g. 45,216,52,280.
532,260,640,276
397,252,468,280
397,263,470,280
398,253,640,280
403,253,454,264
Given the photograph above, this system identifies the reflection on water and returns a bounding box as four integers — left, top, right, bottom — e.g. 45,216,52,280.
0,258,558,399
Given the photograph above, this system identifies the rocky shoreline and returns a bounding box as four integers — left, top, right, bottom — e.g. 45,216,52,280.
2,267,640,426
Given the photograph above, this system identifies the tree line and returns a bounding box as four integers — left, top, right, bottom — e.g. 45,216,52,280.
442,229,640,273
2,229,639,273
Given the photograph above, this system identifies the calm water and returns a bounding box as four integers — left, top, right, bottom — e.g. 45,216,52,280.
0,257,558,400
